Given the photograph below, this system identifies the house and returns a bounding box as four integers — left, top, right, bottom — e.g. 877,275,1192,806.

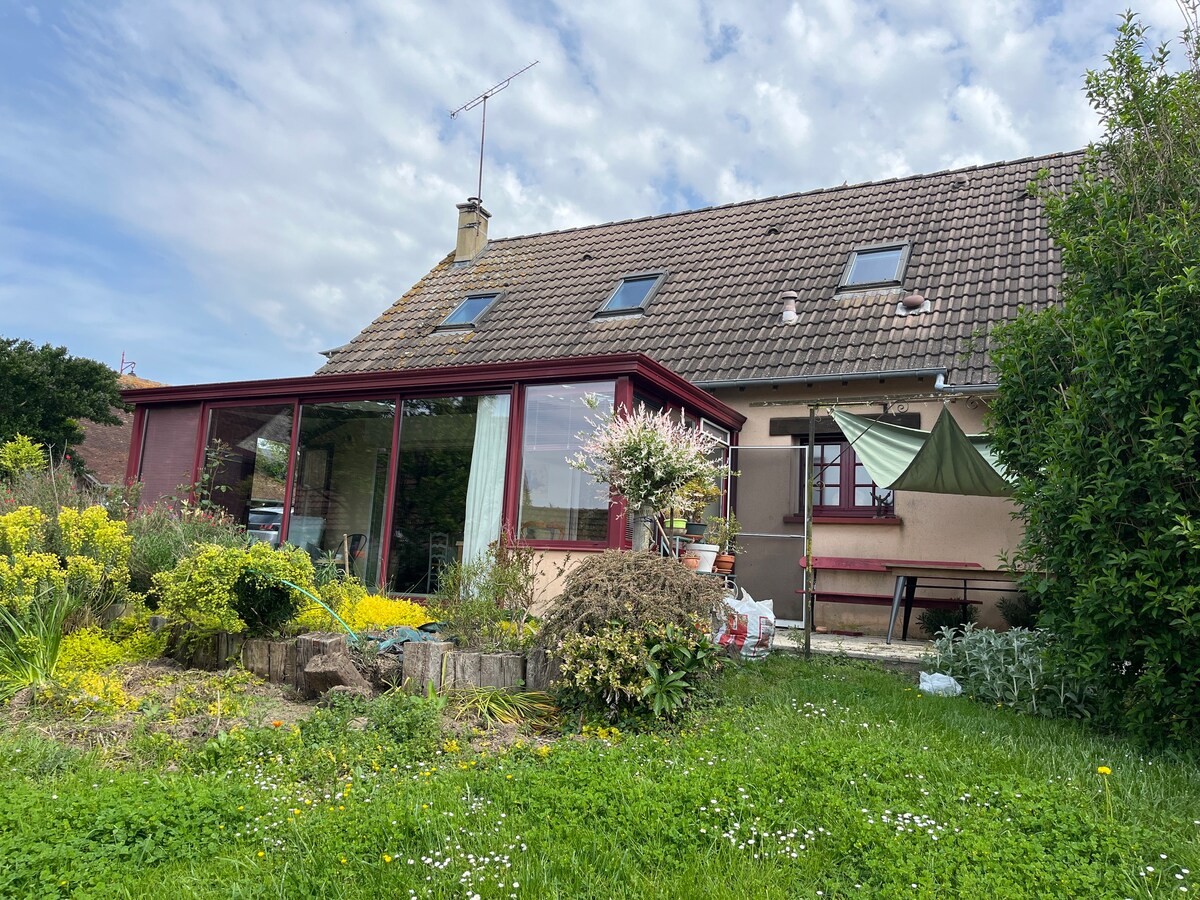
76,374,164,488
125,149,1082,631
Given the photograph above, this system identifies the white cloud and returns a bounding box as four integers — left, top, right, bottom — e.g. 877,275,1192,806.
0,0,1184,383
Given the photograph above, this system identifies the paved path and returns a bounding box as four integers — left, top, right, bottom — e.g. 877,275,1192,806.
773,628,932,668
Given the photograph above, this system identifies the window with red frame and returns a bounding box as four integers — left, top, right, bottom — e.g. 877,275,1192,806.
808,440,894,518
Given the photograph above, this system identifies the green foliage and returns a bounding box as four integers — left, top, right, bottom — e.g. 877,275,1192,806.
704,512,743,554
154,541,316,636
641,623,722,717
0,434,46,478
543,551,728,720
916,603,978,638
0,588,79,700
929,624,1095,719
432,529,539,651
0,337,125,468
4,656,1198,897
127,500,249,603
997,593,1042,629
989,14,1200,747
446,686,557,726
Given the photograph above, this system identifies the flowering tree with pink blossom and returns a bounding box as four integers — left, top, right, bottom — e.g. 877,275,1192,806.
568,404,725,516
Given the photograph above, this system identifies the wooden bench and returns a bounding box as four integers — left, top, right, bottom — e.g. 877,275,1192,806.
797,556,995,642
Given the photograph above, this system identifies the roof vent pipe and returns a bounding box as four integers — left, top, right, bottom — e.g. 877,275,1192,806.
780,290,799,324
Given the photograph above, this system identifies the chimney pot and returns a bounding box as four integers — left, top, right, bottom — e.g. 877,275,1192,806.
780,290,799,324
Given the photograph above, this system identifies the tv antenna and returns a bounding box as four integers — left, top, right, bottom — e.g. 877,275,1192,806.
118,351,136,377
450,60,538,203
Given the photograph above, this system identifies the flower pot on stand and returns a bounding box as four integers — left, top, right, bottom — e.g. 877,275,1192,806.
682,555,701,570
684,521,708,537
713,553,735,574
684,542,719,573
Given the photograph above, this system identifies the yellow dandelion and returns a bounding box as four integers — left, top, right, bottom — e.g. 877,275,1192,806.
382,854,393,864
1097,765,1112,775
340,856,348,865
257,851,265,858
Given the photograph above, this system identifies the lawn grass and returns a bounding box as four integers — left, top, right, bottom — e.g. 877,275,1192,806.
1,654,1197,898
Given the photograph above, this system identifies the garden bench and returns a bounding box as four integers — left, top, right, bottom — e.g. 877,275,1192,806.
797,556,1007,643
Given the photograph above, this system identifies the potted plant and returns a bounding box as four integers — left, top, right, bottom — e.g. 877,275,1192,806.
705,513,743,574
671,477,722,536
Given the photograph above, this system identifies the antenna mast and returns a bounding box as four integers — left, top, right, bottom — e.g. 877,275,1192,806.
450,60,538,202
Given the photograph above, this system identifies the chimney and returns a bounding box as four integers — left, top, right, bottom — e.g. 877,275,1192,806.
454,197,491,263
779,290,799,325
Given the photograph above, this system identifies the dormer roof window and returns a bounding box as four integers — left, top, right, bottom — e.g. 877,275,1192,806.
838,243,910,291
594,272,666,318
437,292,500,330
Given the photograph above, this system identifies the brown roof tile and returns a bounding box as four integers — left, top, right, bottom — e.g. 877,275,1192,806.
319,151,1082,386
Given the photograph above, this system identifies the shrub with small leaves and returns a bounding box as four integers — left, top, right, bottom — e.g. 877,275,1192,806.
155,541,316,636
0,435,47,479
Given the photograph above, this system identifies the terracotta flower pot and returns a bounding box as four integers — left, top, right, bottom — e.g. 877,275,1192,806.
682,556,701,570
713,553,735,573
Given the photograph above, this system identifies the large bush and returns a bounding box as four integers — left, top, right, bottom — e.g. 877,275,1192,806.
988,15,1200,746
127,501,248,604
542,551,728,720
154,542,316,636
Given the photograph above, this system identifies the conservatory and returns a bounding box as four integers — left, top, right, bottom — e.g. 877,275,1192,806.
124,353,744,595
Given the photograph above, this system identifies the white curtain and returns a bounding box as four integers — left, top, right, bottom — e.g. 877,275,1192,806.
462,394,511,565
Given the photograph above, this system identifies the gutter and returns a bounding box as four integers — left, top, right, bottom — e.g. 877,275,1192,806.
934,373,998,394
695,368,947,390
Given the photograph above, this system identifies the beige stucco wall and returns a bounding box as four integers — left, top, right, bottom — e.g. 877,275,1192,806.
710,378,1022,635
521,377,1023,637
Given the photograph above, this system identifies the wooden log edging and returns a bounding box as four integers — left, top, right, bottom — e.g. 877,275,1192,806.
170,629,559,695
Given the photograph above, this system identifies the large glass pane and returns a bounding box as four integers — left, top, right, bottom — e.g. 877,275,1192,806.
288,400,395,584
519,382,614,543
387,394,511,595
204,405,294,538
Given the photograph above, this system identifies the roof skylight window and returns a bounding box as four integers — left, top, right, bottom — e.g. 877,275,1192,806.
595,273,666,317
438,292,500,329
838,243,910,290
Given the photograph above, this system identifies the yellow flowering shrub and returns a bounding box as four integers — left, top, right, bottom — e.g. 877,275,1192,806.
0,506,47,556
0,551,66,615
58,506,131,597
0,505,132,612
57,626,126,672
47,670,135,718
0,434,47,477
155,541,317,635
293,579,433,633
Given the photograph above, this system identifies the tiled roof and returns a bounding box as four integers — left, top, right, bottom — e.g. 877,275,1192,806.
319,151,1083,386
77,374,166,485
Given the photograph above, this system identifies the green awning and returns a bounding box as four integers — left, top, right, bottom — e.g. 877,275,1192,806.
831,406,1012,497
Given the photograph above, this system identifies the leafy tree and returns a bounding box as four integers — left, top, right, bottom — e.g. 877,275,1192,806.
0,338,125,461
988,13,1200,746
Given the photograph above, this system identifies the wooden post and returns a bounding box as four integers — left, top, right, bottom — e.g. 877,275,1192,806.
524,648,557,692
443,650,481,689
401,641,453,694
479,652,524,689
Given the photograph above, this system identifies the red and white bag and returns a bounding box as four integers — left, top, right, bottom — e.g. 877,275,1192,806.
716,588,775,660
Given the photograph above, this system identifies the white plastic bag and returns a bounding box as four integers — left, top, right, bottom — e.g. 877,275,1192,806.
918,671,963,696
716,588,775,660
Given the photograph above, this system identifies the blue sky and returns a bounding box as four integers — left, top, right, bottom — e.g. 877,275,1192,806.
0,0,1190,385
